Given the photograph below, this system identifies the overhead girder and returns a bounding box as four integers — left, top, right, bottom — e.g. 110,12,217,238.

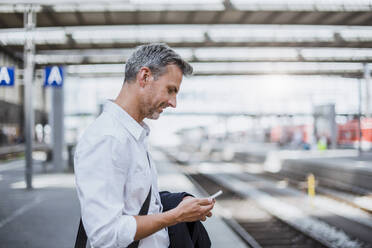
52,62,372,78
4,41,370,51
31,46,372,65
2,24,372,51
2,2,372,28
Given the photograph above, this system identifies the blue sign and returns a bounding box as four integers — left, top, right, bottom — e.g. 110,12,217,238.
44,66,63,87
0,66,15,86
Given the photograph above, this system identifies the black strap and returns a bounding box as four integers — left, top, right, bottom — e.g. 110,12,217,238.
127,187,152,248
75,187,152,248
75,152,153,248
75,219,87,248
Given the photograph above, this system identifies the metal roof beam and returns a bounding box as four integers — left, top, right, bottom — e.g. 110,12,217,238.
41,5,60,26
34,57,372,65
1,3,372,27
75,11,85,25
6,41,372,50
0,15,10,28
312,12,333,25
210,11,224,24
339,12,361,25
186,11,197,24
237,11,251,24
264,12,283,24
287,11,308,24
0,45,23,64
58,62,372,79
159,10,168,24
64,70,364,78
361,15,372,26
34,47,372,64
2,24,372,47
2,1,372,13
103,11,113,25
14,12,23,24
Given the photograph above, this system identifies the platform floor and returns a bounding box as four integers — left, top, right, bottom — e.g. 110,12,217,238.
0,152,246,248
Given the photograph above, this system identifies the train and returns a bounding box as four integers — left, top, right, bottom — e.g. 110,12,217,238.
338,118,372,150
270,118,372,150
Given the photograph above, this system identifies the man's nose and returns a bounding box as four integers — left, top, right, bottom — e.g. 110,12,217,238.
168,96,177,108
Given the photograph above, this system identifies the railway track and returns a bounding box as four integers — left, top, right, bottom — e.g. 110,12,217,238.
261,169,372,214
182,167,372,248
163,150,372,247
189,173,330,248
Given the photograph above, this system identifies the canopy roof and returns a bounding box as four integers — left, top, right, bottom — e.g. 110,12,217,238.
1,0,372,77
1,0,372,27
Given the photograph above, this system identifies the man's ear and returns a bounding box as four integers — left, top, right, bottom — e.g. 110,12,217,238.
137,67,151,88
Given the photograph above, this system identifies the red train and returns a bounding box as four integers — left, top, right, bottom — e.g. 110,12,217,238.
338,118,372,149
270,118,372,150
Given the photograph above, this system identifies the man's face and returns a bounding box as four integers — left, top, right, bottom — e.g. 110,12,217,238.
141,64,183,120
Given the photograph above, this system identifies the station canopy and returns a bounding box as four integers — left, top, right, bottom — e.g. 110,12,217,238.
1,0,372,77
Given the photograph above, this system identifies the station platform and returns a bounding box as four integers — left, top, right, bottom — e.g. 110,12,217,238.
0,150,247,248
279,151,372,194
230,144,372,193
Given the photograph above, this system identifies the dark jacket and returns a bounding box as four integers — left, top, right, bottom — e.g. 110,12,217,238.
159,191,212,248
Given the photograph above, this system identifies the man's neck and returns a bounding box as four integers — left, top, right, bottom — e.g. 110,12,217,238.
114,84,144,123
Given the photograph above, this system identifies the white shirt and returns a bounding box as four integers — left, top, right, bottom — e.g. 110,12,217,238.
74,100,170,248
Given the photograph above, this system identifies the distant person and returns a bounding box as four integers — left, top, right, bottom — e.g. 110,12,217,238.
74,44,214,248
317,136,328,150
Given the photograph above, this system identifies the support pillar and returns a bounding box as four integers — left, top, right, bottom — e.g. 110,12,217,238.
51,86,64,172
23,5,36,189
364,63,370,117
358,79,363,155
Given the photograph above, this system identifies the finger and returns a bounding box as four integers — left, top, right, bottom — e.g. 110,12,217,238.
201,216,207,221
198,198,213,206
206,212,212,217
200,204,214,214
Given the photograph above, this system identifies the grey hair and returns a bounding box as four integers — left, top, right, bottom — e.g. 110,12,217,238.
124,43,193,83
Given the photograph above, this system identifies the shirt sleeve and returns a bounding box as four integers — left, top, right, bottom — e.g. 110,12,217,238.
74,135,137,248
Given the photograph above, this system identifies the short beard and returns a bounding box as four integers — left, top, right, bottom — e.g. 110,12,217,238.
141,104,160,120
148,111,160,120
147,102,167,120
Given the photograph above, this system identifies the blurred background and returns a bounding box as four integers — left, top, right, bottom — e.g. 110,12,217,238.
0,1,372,248
1,0,372,154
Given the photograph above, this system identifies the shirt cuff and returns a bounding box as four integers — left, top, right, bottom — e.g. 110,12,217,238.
117,215,137,247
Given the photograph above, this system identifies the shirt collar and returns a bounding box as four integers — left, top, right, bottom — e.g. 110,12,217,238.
104,100,150,141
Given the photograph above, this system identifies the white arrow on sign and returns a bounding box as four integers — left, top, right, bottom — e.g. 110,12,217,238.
0,67,11,84
47,66,62,85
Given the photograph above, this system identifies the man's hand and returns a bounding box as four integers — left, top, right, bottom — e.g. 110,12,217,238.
133,196,215,241
173,197,215,223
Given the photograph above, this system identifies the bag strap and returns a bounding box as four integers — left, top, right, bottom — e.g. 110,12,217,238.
75,187,152,248
75,152,153,248
127,186,152,248
75,219,87,248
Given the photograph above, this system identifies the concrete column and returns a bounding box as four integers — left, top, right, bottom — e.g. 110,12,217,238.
358,79,363,155
23,5,36,189
51,86,64,172
364,63,371,117
329,104,337,149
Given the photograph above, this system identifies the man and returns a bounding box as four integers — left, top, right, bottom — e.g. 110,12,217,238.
74,43,215,248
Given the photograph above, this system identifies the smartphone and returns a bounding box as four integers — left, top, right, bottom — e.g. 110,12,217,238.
209,190,223,200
